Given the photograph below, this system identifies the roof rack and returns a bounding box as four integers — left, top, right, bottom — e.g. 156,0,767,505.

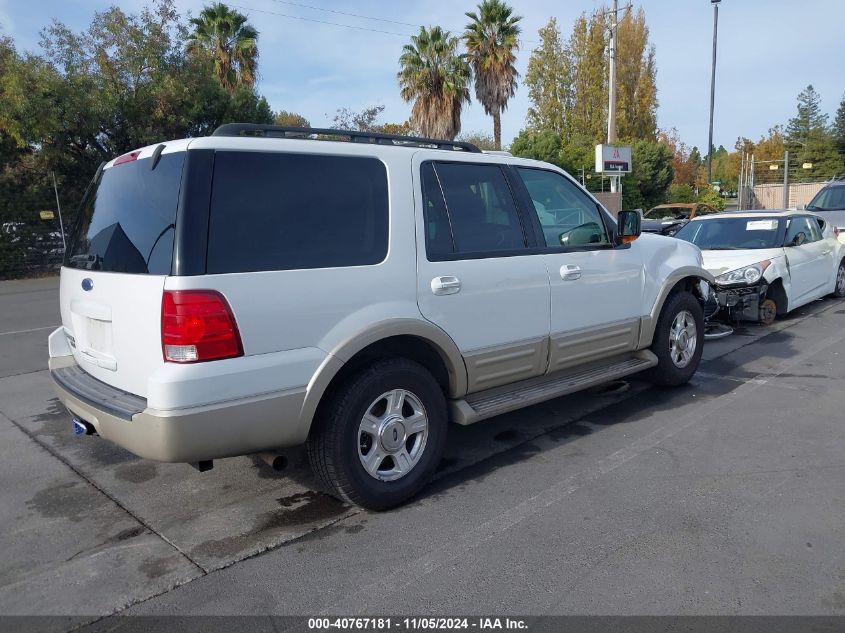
211,123,482,153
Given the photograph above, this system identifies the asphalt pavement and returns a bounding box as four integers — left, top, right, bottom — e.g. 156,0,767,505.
0,276,843,630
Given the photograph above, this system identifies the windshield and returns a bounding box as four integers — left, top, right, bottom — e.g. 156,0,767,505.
643,206,691,220
807,186,845,211
675,217,784,250
65,152,185,274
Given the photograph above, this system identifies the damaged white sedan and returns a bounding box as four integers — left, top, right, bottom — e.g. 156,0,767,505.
674,210,845,324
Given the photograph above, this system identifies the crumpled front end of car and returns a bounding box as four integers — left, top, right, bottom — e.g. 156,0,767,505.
714,282,767,321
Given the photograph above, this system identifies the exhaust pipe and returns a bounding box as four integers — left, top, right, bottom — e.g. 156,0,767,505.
259,452,288,472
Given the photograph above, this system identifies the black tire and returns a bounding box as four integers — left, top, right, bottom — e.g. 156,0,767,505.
307,358,447,511
644,290,705,387
834,259,845,298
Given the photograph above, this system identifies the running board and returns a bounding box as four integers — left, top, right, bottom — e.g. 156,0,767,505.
450,350,658,426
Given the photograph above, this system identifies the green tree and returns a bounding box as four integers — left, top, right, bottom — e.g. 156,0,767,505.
786,85,827,145
188,2,258,93
397,26,471,140
696,185,725,211
511,129,562,165
568,11,607,145
667,183,696,203
332,105,385,131
834,93,845,155
524,18,569,137
785,86,843,179
274,110,310,128
622,139,673,210
378,120,418,136
458,130,498,151
615,7,657,140
463,0,522,149
510,129,593,177
660,127,697,186
689,147,702,168
0,0,272,241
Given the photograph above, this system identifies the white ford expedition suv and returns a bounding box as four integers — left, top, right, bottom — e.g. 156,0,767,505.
48,124,714,510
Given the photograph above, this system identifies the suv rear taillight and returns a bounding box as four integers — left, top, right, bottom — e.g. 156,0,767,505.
161,290,243,363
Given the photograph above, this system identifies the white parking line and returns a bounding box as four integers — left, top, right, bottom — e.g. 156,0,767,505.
0,325,59,337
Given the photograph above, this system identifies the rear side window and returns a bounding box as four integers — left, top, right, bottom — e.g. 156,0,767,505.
66,152,185,274
424,162,525,256
207,152,388,273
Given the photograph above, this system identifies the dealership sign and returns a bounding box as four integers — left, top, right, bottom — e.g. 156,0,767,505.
595,144,632,174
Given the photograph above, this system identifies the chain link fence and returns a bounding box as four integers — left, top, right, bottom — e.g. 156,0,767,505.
738,152,844,211
0,187,68,280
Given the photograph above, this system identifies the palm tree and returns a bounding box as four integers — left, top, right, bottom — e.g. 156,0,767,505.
463,0,522,149
188,3,258,93
398,26,471,140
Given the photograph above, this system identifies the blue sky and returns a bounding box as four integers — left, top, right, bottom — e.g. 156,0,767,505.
1,0,843,152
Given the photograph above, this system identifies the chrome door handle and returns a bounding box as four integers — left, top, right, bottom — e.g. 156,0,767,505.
560,264,581,281
431,276,462,295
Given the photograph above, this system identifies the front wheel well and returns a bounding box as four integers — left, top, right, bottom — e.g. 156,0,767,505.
667,276,706,300
766,278,788,315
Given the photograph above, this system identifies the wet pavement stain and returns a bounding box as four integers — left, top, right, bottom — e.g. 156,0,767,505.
276,491,320,508
26,481,98,523
546,423,593,442
189,491,350,565
108,526,147,542
139,555,179,580
114,462,159,484
494,429,519,443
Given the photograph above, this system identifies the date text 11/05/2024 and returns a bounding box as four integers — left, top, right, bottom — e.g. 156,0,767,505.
308,617,529,630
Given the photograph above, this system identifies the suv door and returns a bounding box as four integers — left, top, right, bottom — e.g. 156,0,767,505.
512,167,645,372
784,215,834,303
413,159,551,393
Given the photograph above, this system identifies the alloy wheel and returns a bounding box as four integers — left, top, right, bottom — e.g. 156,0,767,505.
357,389,429,482
669,310,697,368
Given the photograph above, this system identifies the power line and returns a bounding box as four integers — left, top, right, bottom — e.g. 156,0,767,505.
229,4,412,37
267,0,422,29
232,2,539,45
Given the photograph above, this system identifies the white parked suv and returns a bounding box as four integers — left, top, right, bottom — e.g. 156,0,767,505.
49,125,714,509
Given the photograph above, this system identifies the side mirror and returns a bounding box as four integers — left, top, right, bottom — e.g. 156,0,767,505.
617,209,642,244
797,204,807,211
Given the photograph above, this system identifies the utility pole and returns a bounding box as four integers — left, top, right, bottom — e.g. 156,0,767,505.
706,0,721,185
607,0,618,193
783,150,789,209
51,171,67,252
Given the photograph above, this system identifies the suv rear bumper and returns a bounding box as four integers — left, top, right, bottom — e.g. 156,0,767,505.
49,356,307,463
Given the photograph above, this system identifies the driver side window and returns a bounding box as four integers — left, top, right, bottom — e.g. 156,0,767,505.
785,216,820,245
517,168,610,248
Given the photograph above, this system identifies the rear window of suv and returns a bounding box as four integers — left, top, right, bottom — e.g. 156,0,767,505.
66,152,185,274
206,151,389,274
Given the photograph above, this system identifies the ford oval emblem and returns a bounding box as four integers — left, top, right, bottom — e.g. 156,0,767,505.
81,278,94,292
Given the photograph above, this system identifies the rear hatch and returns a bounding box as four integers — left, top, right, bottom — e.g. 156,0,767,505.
60,145,187,397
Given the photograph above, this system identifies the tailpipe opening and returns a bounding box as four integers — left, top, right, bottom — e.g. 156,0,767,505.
259,452,288,472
